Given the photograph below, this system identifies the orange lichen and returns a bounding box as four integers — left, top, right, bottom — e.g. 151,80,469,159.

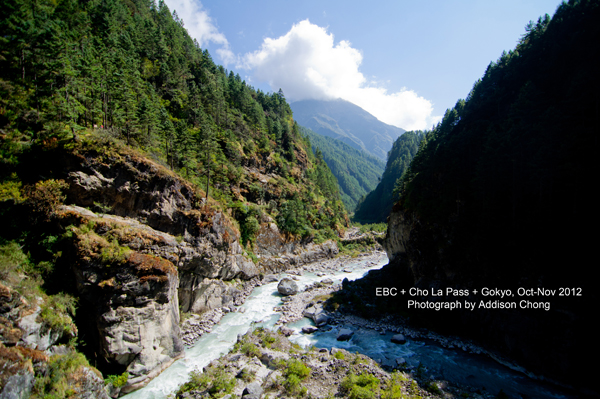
127,252,176,277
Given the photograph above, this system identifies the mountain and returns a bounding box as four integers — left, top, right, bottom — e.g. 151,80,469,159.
300,126,385,212
342,1,599,394
353,131,424,223
291,98,406,161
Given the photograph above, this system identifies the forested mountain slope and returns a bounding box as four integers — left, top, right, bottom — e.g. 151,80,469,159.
343,0,599,394
353,131,424,223
0,0,348,395
291,99,406,161
0,0,347,238
300,126,385,212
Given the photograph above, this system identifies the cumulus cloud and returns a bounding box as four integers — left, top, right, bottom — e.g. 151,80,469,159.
163,0,235,65
242,20,439,130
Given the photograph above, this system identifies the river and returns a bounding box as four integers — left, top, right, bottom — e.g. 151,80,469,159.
124,251,574,399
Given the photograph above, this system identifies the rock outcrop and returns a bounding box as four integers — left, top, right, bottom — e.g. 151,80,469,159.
68,227,184,393
0,283,109,399
43,143,344,393
378,203,594,394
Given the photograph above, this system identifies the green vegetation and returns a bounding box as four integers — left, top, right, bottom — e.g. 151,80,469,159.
395,0,597,287
341,372,380,399
105,372,129,389
0,0,348,249
301,126,385,212
31,350,99,398
354,131,425,223
381,372,408,399
176,368,235,398
283,358,311,395
355,222,387,234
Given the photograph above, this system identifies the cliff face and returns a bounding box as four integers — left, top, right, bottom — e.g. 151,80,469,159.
15,139,337,393
382,201,592,393
0,281,110,399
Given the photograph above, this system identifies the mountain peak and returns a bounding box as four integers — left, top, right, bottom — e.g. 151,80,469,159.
291,99,405,160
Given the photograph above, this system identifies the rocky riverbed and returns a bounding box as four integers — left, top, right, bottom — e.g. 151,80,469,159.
179,250,388,347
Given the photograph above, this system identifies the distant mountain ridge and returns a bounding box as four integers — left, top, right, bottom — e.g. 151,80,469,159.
291,99,406,161
300,126,385,212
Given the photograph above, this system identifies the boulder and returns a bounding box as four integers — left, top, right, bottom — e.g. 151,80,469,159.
277,278,298,296
243,382,263,398
302,326,318,334
337,328,354,341
391,334,406,344
313,310,329,327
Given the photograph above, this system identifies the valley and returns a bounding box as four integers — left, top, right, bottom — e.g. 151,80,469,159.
1,0,598,397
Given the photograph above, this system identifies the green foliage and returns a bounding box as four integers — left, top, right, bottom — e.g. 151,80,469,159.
354,131,425,223
240,341,261,358
232,202,262,247
334,350,346,360
0,0,348,244
301,126,385,212
176,368,235,398
0,174,24,203
177,367,235,398
39,292,77,337
23,179,69,221
394,0,599,289
381,372,408,399
355,222,387,234
105,372,129,388
100,238,131,266
31,350,95,398
283,358,311,395
341,372,380,399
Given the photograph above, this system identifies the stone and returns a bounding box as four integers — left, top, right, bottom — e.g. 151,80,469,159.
337,328,354,341
279,326,294,337
277,278,298,296
391,334,406,344
302,326,318,334
242,382,263,397
263,274,278,283
313,310,330,327
0,371,34,399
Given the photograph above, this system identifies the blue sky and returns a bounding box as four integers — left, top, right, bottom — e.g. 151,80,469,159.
165,0,563,130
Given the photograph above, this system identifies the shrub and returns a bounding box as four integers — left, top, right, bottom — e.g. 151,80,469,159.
176,368,235,398
100,238,131,265
283,358,311,395
32,350,95,398
381,372,408,399
24,179,69,221
240,342,260,358
341,372,380,399
39,293,77,337
106,372,129,388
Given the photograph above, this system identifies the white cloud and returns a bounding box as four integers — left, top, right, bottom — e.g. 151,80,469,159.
242,20,440,130
163,0,235,65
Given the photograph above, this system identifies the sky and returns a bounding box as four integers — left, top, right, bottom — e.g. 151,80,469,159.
164,0,563,131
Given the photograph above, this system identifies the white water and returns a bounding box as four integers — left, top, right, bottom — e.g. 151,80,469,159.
124,251,573,399
123,253,388,399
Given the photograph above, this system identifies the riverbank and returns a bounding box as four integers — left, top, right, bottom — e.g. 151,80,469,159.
179,250,387,347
